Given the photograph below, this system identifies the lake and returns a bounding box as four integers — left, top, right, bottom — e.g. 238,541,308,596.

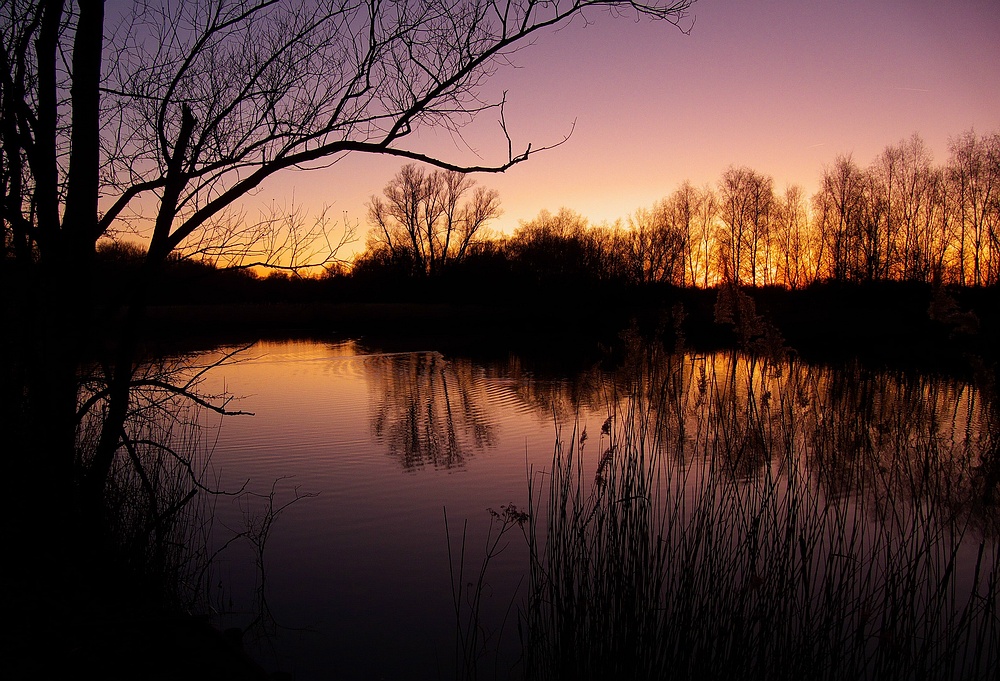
125,337,999,680
189,339,598,679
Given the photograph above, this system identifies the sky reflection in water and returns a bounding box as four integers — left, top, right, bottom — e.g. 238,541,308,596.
189,339,997,680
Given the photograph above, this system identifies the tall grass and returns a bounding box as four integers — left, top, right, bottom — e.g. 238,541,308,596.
520,341,999,680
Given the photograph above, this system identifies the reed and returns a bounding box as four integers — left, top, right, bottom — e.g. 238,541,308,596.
519,343,999,681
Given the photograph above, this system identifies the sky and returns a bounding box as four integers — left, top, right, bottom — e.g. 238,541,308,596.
259,0,1000,257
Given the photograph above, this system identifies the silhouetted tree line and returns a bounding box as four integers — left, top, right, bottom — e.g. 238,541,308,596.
91,241,332,306
350,131,1000,292
53,129,996,310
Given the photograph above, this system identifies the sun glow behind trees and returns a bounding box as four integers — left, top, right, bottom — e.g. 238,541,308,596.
354,129,999,289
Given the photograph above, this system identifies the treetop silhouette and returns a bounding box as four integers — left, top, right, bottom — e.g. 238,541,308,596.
1,0,695,272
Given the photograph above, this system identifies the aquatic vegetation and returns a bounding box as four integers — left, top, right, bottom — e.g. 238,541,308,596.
519,346,999,681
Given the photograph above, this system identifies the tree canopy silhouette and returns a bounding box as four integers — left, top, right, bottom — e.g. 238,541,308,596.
1,0,695,274
366,163,500,276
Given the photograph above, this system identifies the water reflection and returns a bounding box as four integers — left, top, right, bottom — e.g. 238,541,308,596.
520,341,998,681
363,349,612,470
366,351,499,469
480,352,608,422
74,337,998,679
74,349,240,602
588,344,997,524
810,365,997,529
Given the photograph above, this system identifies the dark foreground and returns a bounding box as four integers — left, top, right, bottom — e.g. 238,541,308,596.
7,280,998,679
135,281,998,376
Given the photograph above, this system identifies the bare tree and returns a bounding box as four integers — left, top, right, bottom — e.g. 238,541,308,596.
919,165,949,285
179,201,357,273
717,166,773,286
509,206,598,281
1,0,695,277
689,183,717,288
867,134,934,281
947,130,1000,285
514,206,591,242
891,134,937,282
857,163,890,282
813,154,866,282
366,162,500,275
773,184,808,289
664,180,699,287
1,0,696,500
623,196,687,285
861,134,956,284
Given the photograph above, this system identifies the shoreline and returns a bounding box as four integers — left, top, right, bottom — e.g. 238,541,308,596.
126,282,998,377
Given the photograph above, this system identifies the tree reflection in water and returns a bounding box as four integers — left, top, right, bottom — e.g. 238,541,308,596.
366,351,499,470
57,336,999,680
73,346,257,607
364,349,614,471
517,340,998,681
71,342,313,653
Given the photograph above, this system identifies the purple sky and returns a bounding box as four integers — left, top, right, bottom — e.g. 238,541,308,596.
262,0,1000,254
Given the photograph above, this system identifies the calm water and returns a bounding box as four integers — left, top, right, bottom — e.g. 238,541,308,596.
157,338,998,680
193,339,603,679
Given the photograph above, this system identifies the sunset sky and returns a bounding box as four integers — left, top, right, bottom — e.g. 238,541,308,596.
259,0,1000,256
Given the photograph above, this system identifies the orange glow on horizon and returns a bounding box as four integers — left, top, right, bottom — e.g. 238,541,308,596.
100,1,999,280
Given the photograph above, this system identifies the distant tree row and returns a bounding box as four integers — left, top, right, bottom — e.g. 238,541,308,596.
354,130,1000,289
